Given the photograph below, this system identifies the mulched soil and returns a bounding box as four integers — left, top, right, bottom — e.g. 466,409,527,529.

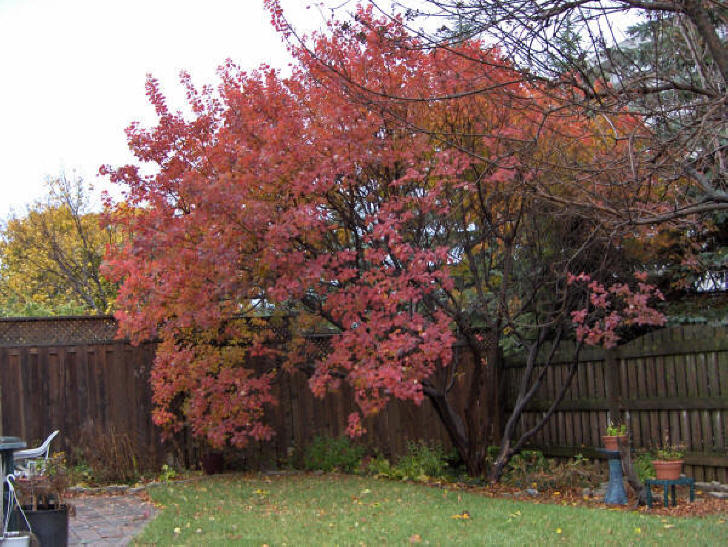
444,481,728,518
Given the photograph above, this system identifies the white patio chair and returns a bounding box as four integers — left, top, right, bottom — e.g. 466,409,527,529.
12,430,59,478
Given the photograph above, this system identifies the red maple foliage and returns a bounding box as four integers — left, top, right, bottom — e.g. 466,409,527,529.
103,6,665,476
568,271,666,349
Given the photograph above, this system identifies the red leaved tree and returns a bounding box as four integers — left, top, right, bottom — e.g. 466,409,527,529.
104,8,665,478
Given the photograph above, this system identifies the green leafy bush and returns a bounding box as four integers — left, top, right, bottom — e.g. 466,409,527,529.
367,442,452,482
366,455,394,477
396,441,450,480
68,460,94,485
303,436,364,473
634,453,655,482
158,464,177,482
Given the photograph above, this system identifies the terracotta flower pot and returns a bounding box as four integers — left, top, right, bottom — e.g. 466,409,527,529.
602,435,626,451
653,459,683,480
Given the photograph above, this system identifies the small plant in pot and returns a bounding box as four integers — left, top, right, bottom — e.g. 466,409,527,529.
652,443,685,481
602,422,628,451
12,454,73,547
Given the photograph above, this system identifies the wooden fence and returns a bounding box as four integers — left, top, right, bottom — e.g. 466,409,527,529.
0,316,452,470
237,360,453,470
504,326,728,482
0,316,163,467
0,317,726,481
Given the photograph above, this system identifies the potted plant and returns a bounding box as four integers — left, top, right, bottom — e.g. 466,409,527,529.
12,455,72,547
602,422,628,451
652,444,685,480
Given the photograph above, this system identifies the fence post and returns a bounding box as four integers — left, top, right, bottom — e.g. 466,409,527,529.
605,349,621,423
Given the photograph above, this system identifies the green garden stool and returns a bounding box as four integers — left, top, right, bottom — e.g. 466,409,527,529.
645,477,695,508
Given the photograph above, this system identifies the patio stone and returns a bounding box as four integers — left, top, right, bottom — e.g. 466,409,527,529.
68,494,155,546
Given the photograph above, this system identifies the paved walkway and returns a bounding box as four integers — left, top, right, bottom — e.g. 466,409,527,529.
68,494,156,546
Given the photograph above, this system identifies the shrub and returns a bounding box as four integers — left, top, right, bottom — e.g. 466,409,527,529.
498,450,549,486
69,423,147,484
158,464,177,482
367,442,452,482
303,436,364,473
68,461,94,485
634,452,655,482
491,449,604,490
366,455,394,477
546,454,601,489
395,441,450,480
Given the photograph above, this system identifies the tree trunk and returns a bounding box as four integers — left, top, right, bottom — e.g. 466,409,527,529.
484,340,503,445
683,0,728,86
425,387,485,476
423,341,502,478
488,439,512,483
489,333,579,482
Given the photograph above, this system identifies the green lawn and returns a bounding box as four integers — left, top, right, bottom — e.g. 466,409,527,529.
135,473,726,545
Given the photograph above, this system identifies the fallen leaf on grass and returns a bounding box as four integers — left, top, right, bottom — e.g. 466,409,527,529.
555,528,562,534
451,511,471,520
409,533,422,544
664,524,675,529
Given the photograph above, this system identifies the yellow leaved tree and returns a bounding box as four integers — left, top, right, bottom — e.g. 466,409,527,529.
0,173,120,316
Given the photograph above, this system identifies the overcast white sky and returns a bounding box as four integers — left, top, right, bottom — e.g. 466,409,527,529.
0,0,340,218
0,0,635,220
